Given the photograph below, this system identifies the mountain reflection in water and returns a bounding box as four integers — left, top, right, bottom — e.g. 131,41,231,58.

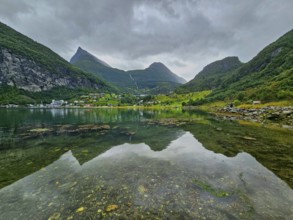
0,132,292,219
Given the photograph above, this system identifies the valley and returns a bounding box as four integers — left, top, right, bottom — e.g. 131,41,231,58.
0,13,292,220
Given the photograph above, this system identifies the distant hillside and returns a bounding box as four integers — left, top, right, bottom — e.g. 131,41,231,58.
178,29,293,104
177,57,242,93
128,62,186,93
0,22,113,104
70,48,186,93
132,62,186,84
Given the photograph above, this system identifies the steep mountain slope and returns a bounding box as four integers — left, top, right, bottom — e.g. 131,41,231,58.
70,47,111,68
210,29,293,102
176,57,243,93
70,47,135,88
179,29,293,103
0,22,112,103
70,48,186,93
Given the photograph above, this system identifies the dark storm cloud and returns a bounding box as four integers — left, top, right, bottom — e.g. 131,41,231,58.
0,0,292,80
0,0,34,21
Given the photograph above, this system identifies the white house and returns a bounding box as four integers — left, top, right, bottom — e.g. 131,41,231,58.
50,99,64,107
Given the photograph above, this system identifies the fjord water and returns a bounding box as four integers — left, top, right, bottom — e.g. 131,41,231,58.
0,108,292,219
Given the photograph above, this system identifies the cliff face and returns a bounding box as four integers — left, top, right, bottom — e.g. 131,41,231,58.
0,48,100,92
0,21,110,97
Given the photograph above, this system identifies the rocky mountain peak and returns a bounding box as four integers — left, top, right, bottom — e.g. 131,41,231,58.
70,47,111,68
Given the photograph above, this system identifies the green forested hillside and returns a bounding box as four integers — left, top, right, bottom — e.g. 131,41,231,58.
70,47,136,88
127,62,186,94
70,48,186,93
0,22,113,104
128,62,186,90
0,22,97,80
176,57,243,93
179,29,293,104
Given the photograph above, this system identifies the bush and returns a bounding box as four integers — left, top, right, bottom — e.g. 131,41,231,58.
233,100,241,106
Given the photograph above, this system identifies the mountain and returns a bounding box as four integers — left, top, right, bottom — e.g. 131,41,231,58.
70,48,186,93
128,62,186,93
178,29,293,103
176,57,242,93
130,62,186,84
70,47,135,89
0,22,113,104
145,62,186,84
70,47,111,68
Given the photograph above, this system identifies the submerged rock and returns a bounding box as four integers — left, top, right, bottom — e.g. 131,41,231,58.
241,136,257,141
75,124,111,132
21,124,112,139
105,204,118,212
48,212,61,220
101,125,111,129
29,128,52,133
76,207,86,213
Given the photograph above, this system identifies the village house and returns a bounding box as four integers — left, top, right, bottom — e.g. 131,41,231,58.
50,99,65,107
252,100,261,105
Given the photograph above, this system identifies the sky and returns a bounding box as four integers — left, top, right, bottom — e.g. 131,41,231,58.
0,0,292,81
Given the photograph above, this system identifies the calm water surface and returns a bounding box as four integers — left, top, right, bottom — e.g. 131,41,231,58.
0,108,292,219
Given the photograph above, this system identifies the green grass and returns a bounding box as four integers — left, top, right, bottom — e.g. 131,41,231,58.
71,91,212,108
153,91,212,107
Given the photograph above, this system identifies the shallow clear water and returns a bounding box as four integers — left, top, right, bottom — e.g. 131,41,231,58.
0,108,292,219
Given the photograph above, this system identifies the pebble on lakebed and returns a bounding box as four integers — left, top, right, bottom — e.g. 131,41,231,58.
105,204,119,212
76,206,86,213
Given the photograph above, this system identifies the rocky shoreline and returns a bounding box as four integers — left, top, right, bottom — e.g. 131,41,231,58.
216,106,293,128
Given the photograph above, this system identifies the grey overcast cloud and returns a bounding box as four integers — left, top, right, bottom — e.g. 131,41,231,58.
0,0,292,80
